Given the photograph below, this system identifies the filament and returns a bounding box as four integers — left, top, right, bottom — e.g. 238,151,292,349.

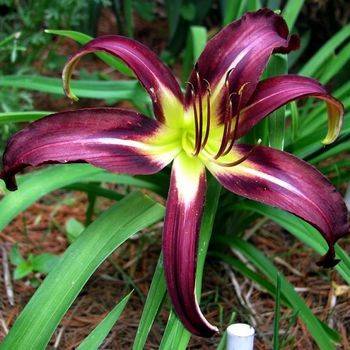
214,139,262,167
186,81,199,155
214,83,233,159
194,64,203,155
200,79,211,151
222,82,251,156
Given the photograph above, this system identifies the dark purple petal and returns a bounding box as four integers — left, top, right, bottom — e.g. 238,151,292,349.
1,108,180,191
63,35,183,125
185,9,299,123
208,145,349,267
237,75,344,142
163,153,218,337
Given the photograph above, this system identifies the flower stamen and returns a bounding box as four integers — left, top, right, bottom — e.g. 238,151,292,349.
214,138,262,167
214,69,235,159
194,64,204,155
200,79,211,151
186,81,200,156
222,82,251,156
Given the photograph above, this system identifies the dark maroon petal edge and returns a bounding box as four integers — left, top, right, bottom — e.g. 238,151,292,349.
211,145,349,268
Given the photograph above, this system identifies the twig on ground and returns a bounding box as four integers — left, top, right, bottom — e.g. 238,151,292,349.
244,217,268,241
0,311,9,335
1,246,14,306
53,299,84,349
223,263,257,327
273,256,303,277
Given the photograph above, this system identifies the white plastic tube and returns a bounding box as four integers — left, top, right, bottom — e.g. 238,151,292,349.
226,323,255,350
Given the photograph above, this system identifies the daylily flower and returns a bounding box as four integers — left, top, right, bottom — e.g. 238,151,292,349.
1,9,348,337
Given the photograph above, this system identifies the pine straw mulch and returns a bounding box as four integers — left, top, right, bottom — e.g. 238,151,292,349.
0,187,349,349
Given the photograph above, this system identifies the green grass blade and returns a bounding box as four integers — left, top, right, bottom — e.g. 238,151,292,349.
1,192,164,350
246,0,261,11
65,183,124,201
273,274,281,350
282,0,304,30
289,101,299,142
222,0,247,24
299,24,350,77
164,0,182,39
133,255,166,350
0,111,50,123
0,75,144,102
77,291,133,350
0,164,168,233
123,0,134,37
319,41,350,84
45,29,133,76
266,54,288,150
0,32,21,48
0,164,103,231
309,140,350,164
88,172,168,196
182,25,207,83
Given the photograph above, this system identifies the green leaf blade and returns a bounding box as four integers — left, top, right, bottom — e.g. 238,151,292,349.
77,292,133,350
1,192,164,350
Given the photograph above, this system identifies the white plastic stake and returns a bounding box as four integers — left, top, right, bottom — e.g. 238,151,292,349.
226,323,255,350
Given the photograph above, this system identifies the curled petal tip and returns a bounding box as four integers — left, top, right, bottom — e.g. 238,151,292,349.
321,98,344,145
62,36,183,124
0,171,17,191
62,56,80,102
282,33,300,53
64,90,79,102
238,75,345,140
196,325,219,338
207,326,220,337
317,245,340,269
64,86,79,102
